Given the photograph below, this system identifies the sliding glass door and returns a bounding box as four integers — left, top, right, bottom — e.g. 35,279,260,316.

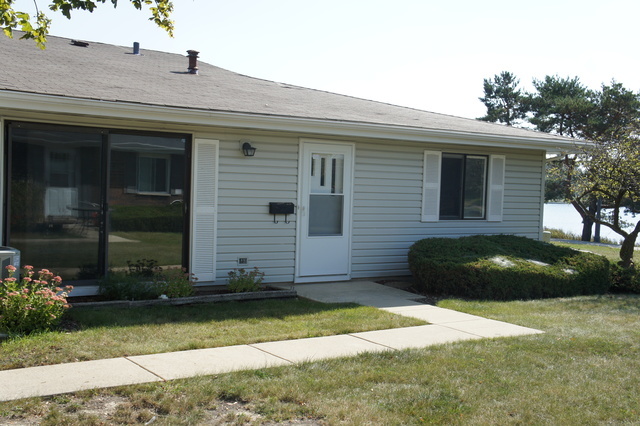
8,124,105,280
5,122,189,283
108,133,187,273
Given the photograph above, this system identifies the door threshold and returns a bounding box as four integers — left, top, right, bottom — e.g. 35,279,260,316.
294,274,350,284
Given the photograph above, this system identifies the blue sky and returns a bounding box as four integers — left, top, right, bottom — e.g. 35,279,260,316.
11,0,640,119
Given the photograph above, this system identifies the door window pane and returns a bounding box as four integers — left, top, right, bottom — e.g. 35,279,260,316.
308,153,345,236
8,125,103,280
310,154,344,194
108,134,186,272
309,195,343,236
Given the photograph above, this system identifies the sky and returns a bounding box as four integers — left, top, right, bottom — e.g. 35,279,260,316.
10,0,640,119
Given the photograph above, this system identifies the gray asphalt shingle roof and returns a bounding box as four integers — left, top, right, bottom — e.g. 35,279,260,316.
1,33,570,143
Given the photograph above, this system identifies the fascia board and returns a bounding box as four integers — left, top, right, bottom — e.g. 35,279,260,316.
0,91,578,152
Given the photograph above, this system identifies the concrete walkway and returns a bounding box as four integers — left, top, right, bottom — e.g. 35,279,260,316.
0,281,543,402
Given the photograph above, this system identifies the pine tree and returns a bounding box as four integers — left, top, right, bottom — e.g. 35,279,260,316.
478,71,527,126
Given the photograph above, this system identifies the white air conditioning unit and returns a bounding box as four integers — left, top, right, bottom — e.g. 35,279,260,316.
0,247,21,279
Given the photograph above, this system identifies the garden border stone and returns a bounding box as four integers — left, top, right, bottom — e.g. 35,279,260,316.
70,289,298,308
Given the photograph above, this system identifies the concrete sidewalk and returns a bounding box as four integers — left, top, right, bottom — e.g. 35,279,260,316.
0,281,543,402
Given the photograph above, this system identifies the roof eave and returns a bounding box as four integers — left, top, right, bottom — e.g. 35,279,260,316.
0,91,579,152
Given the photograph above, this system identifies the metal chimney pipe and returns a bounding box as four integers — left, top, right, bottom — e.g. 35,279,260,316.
133,42,140,55
187,50,199,74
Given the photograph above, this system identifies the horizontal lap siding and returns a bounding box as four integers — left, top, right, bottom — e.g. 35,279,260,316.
215,137,298,283
205,133,544,283
351,144,544,279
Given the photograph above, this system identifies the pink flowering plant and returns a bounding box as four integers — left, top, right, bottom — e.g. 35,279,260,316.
0,265,73,335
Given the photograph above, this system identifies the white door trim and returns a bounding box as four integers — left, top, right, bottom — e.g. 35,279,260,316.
295,139,355,283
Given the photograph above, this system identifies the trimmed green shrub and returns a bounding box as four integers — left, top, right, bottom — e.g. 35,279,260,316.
99,272,163,301
110,204,183,233
408,235,610,300
609,264,640,294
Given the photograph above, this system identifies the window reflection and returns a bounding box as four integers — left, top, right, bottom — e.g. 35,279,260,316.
7,123,188,282
108,134,186,272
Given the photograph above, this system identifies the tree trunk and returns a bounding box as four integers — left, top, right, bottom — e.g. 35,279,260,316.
581,217,593,241
619,231,638,268
579,199,597,241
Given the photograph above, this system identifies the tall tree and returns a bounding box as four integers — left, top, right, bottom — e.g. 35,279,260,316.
526,76,597,240
479,73,640,247
1,0,174,48
478,71,527,126
528,75,595,138
569,131,640,267
536,80,640,245
585,81,640,141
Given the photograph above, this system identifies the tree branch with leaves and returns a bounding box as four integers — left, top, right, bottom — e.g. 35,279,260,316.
570,133,640,267
1,0,174,48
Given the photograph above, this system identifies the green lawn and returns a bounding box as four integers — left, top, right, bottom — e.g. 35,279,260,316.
11,231,183,280
1,294,638,424
108,231,183,268
0,298,423,370
552,240,635,264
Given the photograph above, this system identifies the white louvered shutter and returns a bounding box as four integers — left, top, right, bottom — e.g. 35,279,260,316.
421,151,442,222
487,155,505,222
190,139,219,282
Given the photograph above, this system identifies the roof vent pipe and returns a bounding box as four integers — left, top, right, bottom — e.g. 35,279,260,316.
187,50,199,74
133,42,140,55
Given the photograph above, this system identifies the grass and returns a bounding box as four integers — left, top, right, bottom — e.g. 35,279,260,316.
108,231,182,267
12,231,182,280
0,298,423,370
1,294,638,424
553,240,638,265
544,226,623,245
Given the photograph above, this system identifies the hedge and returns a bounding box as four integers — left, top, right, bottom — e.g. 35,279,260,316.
110,204,183,233
408,235,610,300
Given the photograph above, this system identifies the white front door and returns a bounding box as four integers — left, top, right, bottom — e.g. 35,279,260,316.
296,141,354,282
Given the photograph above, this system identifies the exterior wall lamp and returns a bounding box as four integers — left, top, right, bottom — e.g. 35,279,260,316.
241,141,257,157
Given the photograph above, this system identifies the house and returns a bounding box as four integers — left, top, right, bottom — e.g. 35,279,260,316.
0,34,575,295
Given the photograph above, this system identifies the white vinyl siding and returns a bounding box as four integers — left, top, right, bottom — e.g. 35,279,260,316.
190,138,219,282
351,143,544,279
215,137,298,283
0,107,550,290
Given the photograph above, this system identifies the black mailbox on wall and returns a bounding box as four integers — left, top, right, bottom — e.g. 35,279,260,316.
269,202,295,215
269,202,295,223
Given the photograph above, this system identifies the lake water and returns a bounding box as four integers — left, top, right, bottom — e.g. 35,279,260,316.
544,203,635,244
